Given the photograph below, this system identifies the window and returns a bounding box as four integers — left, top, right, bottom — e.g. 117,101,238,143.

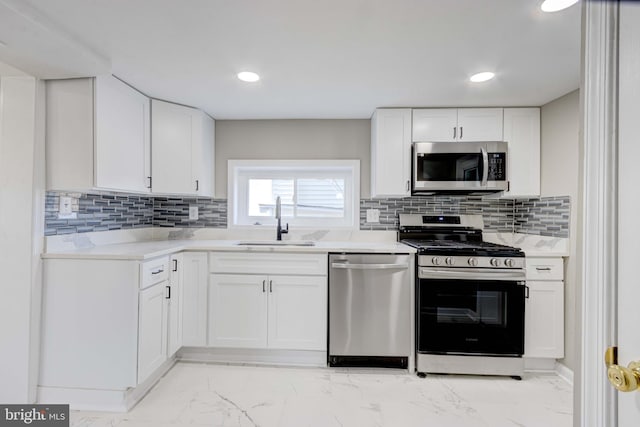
228,160,360,229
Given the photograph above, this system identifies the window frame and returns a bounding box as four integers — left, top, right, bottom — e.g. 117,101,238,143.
228,159,360,230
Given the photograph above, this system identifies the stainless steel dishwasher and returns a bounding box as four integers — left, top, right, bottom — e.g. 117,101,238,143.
329,253,412,369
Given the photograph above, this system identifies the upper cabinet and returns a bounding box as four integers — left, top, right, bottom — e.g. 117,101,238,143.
370,109,412,197
503,108,540,198
412,108,503,142
151,99,215,197
47,76,151,192
46,76,215,197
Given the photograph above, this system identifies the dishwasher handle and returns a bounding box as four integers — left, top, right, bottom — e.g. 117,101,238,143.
331,262,409,270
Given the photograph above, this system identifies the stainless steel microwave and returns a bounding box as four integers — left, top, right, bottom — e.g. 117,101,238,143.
412,141,508,194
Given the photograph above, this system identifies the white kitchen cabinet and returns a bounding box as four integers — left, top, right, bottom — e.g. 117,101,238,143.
181,252,209,346
268,275,327,351
167,253,184,357
370,108,412,197
412,108,503,142
39,255,179,410
137,280,168,384
208,252,328,351
151,99,215,196
524,257,565,359
502,108,541,197
46,75,151,193
209,274,268,348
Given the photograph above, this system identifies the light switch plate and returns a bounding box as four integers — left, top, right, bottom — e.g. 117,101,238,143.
189,206,199,220
366,209,380,223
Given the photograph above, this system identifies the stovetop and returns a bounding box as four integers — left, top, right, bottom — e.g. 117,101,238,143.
401,238,525,258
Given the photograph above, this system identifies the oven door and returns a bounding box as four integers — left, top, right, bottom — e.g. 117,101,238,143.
413,141,508,193
417,269,525,357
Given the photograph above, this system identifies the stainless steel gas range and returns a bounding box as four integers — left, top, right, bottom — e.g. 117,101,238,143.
399,214,527,379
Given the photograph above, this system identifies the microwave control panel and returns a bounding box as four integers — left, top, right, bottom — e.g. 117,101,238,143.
487,153,506,181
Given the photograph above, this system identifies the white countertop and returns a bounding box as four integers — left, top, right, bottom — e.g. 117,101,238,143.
42,239,417,261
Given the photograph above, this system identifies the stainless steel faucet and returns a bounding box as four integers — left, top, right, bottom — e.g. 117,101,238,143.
275,196,289,240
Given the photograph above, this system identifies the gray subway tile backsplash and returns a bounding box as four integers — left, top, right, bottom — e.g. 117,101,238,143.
45,191,570,238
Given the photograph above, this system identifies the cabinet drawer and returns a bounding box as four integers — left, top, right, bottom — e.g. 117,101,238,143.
209,252,327,276
526,257,563,281
140,257,170,289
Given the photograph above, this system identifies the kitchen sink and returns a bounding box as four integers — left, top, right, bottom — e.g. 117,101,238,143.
236,240,316,247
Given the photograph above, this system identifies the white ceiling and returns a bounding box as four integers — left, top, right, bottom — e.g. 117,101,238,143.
4,0,581,119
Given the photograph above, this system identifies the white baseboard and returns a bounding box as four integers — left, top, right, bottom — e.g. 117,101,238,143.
178,347,327,367
554,361,574,385
37,357,176,412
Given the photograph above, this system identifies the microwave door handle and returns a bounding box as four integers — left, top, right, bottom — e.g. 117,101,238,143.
481,147,489,186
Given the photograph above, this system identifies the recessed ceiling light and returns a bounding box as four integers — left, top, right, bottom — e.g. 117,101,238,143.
237,71,260,82
469,72,495,83
541,0,579,13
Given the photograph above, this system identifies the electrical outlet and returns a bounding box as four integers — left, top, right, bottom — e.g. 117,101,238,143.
366,209,380,223
58,196,77,219
189,206,199,220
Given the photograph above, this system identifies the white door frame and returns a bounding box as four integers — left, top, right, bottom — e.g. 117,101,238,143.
579,1,619,425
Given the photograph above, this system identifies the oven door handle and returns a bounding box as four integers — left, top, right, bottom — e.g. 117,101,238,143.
419,267,525,281
331,262,409,270
481,147,489,186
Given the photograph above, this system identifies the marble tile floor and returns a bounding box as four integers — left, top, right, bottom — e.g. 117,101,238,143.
71,362,573,427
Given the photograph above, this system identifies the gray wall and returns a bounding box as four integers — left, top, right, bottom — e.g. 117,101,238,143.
215,119,371,198
540,89,580,373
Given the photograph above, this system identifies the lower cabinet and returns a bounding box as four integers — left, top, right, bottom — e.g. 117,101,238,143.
524,257,565,359
208,252,328,351
181,252,209,346
137,281,169,384
209,274,327,350
525,281,565,358
167,253,184,357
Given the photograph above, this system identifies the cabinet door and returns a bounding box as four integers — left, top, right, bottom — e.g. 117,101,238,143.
167,253,183,357
371,109,412,197
209,274,268,348
151,99,197,194
192,112,215,197
457,108,503,141
267,275,327,351
524,281,564,358
503,108,540,197
181,252,209,346
412,108,458,142
95,75,151,193
138,282,168,384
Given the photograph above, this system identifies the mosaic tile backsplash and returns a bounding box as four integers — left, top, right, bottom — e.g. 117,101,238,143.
45,191,570,238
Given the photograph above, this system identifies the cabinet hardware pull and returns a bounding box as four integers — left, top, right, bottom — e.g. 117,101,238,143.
262,280,266,293
525,285,530,299
535,267,552,271
147,176,152,189
453,127,457,139
269,280,273,293
166,285,171,299
173,259,178,272
460,126,463,139
406,180,410,192
151,268,164,275
195,180,199,191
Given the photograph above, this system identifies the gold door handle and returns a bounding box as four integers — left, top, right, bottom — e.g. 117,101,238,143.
605,346,640,392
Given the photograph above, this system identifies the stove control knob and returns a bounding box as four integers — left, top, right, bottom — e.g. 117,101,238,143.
505,258,515,268
431,257,442,266
445,257,455,266
468,257,479,267
490,258,501,267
